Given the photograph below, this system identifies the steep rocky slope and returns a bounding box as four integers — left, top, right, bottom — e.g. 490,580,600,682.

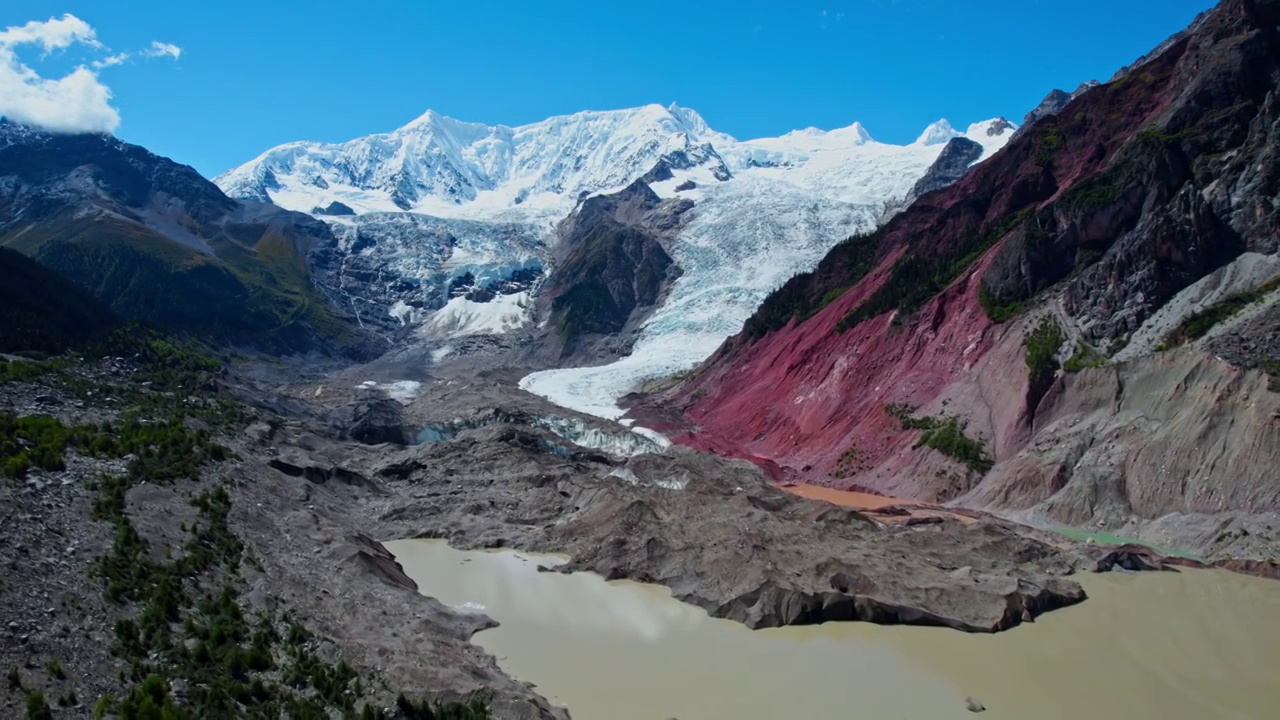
536,181,691,361
665,0,1280,562
0,121,372,357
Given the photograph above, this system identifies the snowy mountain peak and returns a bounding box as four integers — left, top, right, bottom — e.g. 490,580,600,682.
665,103,715,137
915,119,960,146
773,120,872,147
401,108,494,138
216,105,1015,220
966,117,1015,139
833,121,874,146
216,104,728,218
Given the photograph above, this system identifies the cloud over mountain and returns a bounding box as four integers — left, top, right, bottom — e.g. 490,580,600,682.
0,13,180,134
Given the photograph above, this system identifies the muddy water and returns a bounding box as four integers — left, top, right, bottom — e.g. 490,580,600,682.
386,539,1280,720
782,483,910,509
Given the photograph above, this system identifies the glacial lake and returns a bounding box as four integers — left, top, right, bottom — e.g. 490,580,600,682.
387,538,1280,720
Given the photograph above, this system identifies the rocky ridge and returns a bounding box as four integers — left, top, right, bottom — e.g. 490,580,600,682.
0,122,373,357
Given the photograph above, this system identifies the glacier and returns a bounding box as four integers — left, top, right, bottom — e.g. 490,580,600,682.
217,103,1015,420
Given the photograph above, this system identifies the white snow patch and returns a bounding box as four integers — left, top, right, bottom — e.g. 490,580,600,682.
389,300,420,325
355,380,422,404
608,467,640,485
631,426,671,449
606,466,684,491
421,292,532,338
430,345,454,363
217,104,1015,225
915,119,960,146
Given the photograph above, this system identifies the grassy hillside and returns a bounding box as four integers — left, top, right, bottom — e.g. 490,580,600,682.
0,123,375,359
1,215,366,356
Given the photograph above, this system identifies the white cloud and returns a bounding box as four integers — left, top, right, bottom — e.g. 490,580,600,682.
142,41,181,60
92,52,130,69
0,13,101,53
0,14,180,134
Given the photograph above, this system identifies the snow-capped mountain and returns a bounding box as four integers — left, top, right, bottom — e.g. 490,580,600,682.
216,103,1011,221
217,104,1015,416
216,104,734,220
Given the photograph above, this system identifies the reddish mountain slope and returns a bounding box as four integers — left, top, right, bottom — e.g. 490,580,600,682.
663,0,1280,558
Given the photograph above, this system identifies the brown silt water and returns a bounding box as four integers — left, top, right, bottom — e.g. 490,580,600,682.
387,538,1280,720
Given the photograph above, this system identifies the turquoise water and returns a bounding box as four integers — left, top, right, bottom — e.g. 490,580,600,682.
1049,526,1205,561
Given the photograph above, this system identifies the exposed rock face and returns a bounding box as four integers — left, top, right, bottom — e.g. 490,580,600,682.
1008,82,1099,143
882,121,1014,221
907,137,984,201
639,143,732,184
313,200,356,216
663,0,1280,560
345,397,411,446
1018,89,1070,133
963,350,1280,526
537,180,691,361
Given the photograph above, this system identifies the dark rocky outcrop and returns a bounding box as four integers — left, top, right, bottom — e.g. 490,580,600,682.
346,398,410,445
313,200,356,216
538,180,691,360
1082,544,1204,572
638,143,731,185
267,453,374,489
1009,82,1099,143
907,137,985,201
347,533,421,592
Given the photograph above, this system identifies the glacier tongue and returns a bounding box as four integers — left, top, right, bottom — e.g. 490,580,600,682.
519,177,883,418
218,104,1016,419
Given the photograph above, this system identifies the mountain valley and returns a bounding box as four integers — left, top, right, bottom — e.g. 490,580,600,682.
2,1,1280,717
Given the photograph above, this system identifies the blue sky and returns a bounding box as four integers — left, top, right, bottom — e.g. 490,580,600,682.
2,0,1215,178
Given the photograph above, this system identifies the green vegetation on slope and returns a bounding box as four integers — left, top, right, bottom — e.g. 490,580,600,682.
838,210,1032,332
2,214,361,356
885,404,993,474
978,283,1027,324
1160,274,1280,349
1023,316,1064,380
743,228,883,339
1034,123,1065,168
1063,341,1107,372
0,247,119,356
830,445,867,479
